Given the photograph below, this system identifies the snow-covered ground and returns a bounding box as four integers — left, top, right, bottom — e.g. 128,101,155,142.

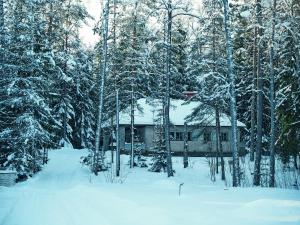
1,147,300,225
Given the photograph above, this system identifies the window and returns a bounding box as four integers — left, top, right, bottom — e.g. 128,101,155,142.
170,132,175,140
188,132,193,141
170,132,185,141
135,127,145,142
125,127,131,143
176,132,183,141
170,132,194,141
125,127,144,143
221,132,228,142
203,132,211,143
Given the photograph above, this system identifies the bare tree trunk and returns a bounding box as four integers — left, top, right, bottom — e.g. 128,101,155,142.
81,112,85,148
222,0,239,187
269,0,277,188
215,107,219,174
130,90,135,168
0,0,5,78
254,0,263,186
0,0,4,48
292,0,300,89
62,65,68,145
130,1,138,169
62,2,70,145
183,122,188,168
216,107,225,180
165,0,173,177
116,89,120,177
94,0,110,174
111,0,117,164
250,27,257,162
212,2,219,174
110,118,114,163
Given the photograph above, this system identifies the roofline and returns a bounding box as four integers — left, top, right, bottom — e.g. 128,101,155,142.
119,123,246,127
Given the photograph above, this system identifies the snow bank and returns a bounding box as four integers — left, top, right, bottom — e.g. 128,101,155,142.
0,147,299,225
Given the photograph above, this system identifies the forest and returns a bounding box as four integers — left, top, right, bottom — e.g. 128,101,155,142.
0,0,299,189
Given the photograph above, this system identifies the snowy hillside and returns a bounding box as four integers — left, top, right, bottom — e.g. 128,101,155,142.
0,147,299,225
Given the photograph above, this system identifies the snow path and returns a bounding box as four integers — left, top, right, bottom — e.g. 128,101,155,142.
0,148,300,225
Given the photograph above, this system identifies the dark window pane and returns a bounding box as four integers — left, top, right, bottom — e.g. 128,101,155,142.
188,132,192,141
170,132,175,141
125,127,131,143
176,132,183,141
204,132,211,143
221,132,228,142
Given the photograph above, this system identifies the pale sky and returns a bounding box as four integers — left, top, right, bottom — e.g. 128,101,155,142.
79,0,101,47
80,0,202,47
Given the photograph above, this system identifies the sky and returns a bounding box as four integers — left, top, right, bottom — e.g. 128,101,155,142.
80,0,202,46
79,0,101,46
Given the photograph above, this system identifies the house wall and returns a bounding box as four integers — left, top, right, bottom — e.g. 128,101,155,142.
119,126,126,150
119,125,245,154
169,126,235,153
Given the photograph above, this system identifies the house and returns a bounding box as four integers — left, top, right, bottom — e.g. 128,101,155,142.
117,98,246,156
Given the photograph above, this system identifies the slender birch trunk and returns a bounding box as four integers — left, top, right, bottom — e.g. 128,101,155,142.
269,0,277,188
254,0,263,186
222,0,239,186
94,0,110,174
165,0,173,177
130,1,138,169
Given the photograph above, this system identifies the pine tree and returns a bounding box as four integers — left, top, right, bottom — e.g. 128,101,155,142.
0,0,54,176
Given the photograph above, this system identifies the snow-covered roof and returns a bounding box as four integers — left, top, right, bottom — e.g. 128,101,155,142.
119,98,246,127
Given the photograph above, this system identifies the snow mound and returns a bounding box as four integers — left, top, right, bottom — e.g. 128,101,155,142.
0,147,299,225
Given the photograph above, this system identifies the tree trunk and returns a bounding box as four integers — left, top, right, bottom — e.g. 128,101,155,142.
62,44,68,145
269,0,277,188
216,107,225,180
130,90,135,168
116,89,120,177
0,0,4,78
292,0,300,89
215,107,219,174
111,0,117,164
254,0,263,186
222,0,239,187
110,117,114,164
165,0,173,177
212,3,219,174
94,0,110,174
183,122,188,168
130,1,138,169
0,0,4,47
250,27,257,162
